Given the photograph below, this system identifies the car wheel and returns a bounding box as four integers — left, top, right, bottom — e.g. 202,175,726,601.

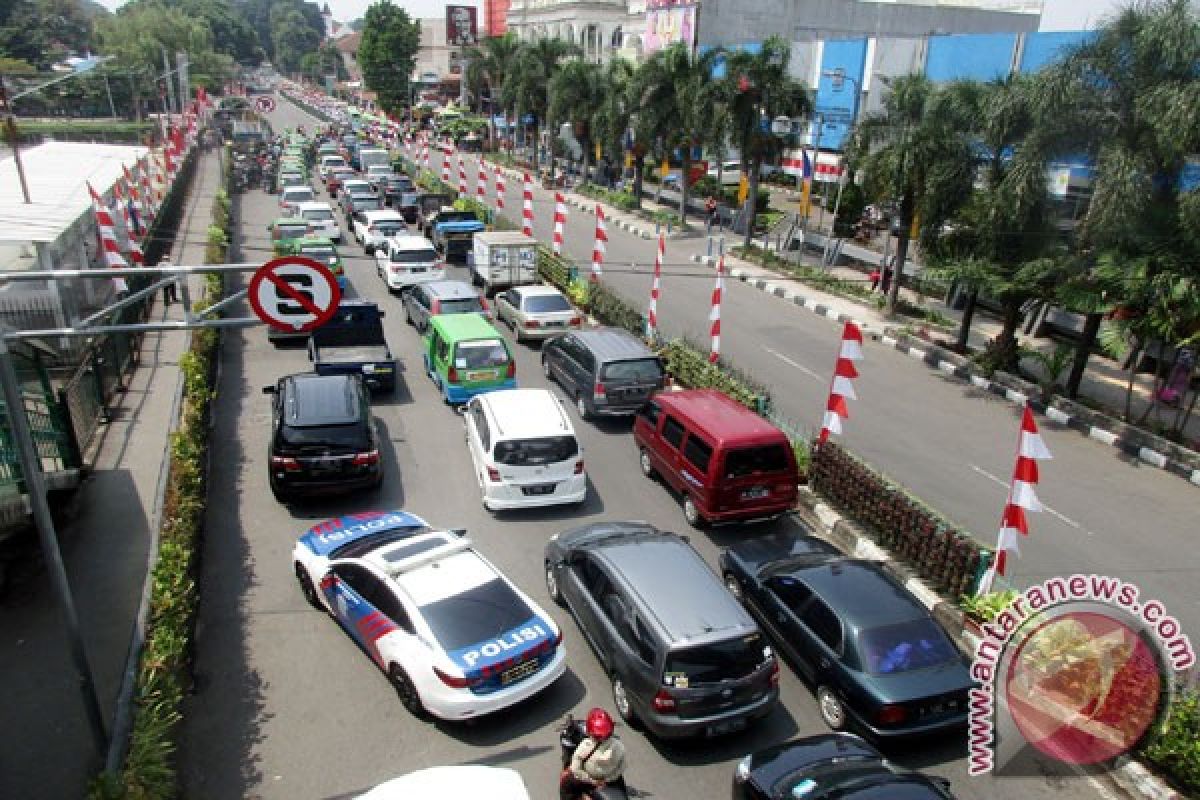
639,449,656,479
683,495,704,528
817,685,847,731
388,665,426,718
544,561,564,606
575,393,590,421
723,572,743,601
612,676,638,726
365,244,374,256
295,564,322,609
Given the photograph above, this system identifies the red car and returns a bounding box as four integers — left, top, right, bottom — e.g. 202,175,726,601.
326,167,356,194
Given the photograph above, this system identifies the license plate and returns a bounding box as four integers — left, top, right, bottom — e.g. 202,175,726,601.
741,487,769,499
522,483,556,496
501,659,538,685
705,718,747,737
466,370,497,382
410,267,426,273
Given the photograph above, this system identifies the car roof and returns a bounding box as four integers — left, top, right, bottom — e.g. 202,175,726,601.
372,535,497,607
654,389,786,442
432,313,505,341
571,327,656,362
281,186,314,195
786,560,930,628
422,280,479,299
294,235,336,247
283,373,361,426
512,285,566,299
363,209,405,222
477,389,573,441
590,527,756,641
475,231,536,246
389,234,436,250
274,217,309,226
297,201,333,212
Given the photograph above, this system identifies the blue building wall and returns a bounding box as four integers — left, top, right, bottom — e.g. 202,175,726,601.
1018,31,1092,73
814,38,869,151
925,33,1018,82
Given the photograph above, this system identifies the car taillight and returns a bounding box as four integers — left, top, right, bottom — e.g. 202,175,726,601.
448,366,459,383
433,666,481,689
431,299,441,314
352,450,379,466
270,455,301,471
479,298,490,312
593,381,606,399
368,225,377,233
652,689,677,712
769,659,780,687
486,466,501,481
573,460,585,474
505,361,516,379
875,704,908,725
570,316,582,327
435,260,445,271
524,319,540,328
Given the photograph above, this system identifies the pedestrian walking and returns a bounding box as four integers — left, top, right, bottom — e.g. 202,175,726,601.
705,195,718,230
879,255,894,295
160,258,179,305
868,267,881,292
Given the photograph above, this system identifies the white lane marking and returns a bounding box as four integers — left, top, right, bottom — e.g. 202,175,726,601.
968,464,1089,532
763,347,823,382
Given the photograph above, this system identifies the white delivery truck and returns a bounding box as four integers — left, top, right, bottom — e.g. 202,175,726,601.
470,231,539,294
358,148,391,172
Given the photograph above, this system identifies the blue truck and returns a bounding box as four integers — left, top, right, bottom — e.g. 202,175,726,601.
426,207,486,264
307,300,397,393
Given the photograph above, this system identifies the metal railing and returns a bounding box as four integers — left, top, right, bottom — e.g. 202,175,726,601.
0,388,81,494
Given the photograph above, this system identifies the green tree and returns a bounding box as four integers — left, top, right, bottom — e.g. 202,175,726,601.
501,37,578,170
1033,0,1200,422
97,1,234,92
633,43,724,223
723,36,811,246
270,5,320,74
464,32,520,120
1,0,98,69
548,58,605,181
845,73,978,316
591,56,636,181
357,0,419,111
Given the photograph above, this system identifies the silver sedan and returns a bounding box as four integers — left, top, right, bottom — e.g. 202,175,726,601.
494,285,582,343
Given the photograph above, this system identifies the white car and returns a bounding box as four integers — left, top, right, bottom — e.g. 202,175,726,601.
296,201,341,242
365,164,395,189
354,209,407,254
707,160,745,186
279,185,315,215
375,235,445,291
494,285,582,343
318,154,347,180
292,511,567,721
464,389,587,511
359,767,530,800
340,178,373,200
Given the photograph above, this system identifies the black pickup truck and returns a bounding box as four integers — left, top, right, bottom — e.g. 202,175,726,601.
308,300,397,393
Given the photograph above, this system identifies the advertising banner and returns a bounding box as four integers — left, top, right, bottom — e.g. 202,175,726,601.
644,1,696,55
447,5,478,46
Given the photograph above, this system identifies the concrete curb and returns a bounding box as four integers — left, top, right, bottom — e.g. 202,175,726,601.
722,259,1200,489
792,488,1186,800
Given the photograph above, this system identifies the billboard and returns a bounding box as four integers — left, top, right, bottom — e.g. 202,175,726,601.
644,2,696,55
447,5,478,46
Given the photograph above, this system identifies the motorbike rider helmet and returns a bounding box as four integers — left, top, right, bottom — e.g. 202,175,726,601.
585,708,614,741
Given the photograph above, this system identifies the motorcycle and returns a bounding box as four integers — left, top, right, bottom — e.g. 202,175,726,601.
557,715,630,800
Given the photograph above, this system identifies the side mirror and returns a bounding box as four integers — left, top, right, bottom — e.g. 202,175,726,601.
448,527,468,538
262,386,277,395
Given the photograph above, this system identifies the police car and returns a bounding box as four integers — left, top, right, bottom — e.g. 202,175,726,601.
292,510,567,721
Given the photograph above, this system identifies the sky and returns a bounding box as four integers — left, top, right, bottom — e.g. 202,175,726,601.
88,0,1131,32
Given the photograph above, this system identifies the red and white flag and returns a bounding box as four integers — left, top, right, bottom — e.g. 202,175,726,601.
138,156,158,223
495,165,506,210
457,152,468,195
521,172,534,236
708,255,725,363
978,406,1053,593
87,182,130,292
552,192,567,255
123,164,145,237
818,322,864,443
476,160,487,200
441,146,451,184
112,180,144,265
646,233,665,340
591,204,607,282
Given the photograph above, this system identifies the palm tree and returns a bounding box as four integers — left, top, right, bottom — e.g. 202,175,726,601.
548,58,606,183
464,33,521,145
501,38,579,172
1031,0,1200,417
633,43,724,224
845,73,980,317
591,57,636,187
723,36,811,248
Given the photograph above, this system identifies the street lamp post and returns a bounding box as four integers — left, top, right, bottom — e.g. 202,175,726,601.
821,68,863,241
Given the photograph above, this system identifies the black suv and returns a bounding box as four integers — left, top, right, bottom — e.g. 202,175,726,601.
264,373,382,501
542,328,665,420
544,521,780,739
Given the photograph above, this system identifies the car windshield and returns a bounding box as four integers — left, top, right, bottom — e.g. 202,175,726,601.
456,339,509,369
279,423,368,452
390,248,437,263
723,444,790,478
374,222,405,235
300,247,337,260
302,208,334,221
400,192,419,205
354,198,381,209
602,358,663,382
323,157,346,167
284,190,314,202
439,211,479,223
277,225,308,237
419,578,532,651
494,435,578,466
665,633,769,684
523,294,572,313
438,297,483,315
858,619,959,675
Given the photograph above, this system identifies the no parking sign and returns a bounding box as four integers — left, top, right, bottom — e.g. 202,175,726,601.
248,256,341,332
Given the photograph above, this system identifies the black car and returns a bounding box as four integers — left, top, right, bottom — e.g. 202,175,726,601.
264,373,382,502
379,174,414,206
541,328,665,420
720,532,973,738
732,732,955,799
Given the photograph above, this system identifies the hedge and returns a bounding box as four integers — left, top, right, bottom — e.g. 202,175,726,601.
89,152,231,800
1141,689,1200,795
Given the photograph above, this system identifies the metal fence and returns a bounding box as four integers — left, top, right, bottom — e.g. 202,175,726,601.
0,371,82,495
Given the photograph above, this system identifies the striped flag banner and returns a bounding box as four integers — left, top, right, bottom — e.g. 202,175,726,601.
522,172,534,236
476,160,487,200
647,233,665,340
552,192,567,255
591,204,606,282
495,165,506,210
818,322,864,443
457,152,468,195
87,182,130,292
708,255,724,363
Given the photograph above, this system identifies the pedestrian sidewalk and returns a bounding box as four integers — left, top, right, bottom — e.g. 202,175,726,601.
0,149,223,800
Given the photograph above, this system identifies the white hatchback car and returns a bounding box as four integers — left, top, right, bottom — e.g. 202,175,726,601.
296,201,341,242
463,388,587,511
292,510,567,721
354,209,407,255
318,154,347,180
375,235,444,291
279,185,315,215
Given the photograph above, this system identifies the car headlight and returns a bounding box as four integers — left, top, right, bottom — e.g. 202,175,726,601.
361,364,375,374
735,756,751,782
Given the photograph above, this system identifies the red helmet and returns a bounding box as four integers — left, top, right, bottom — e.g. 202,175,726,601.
586,707,614,740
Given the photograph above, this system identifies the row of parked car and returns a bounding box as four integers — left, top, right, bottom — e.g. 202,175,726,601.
270,96,970,798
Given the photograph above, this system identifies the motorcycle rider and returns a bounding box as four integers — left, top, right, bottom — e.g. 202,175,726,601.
560,708,625,800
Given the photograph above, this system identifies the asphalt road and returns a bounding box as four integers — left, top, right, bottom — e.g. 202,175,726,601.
176,99,1117,800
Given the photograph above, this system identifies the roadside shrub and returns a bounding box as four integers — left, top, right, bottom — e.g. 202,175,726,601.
659,339,771,412
1142,690,1200,795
